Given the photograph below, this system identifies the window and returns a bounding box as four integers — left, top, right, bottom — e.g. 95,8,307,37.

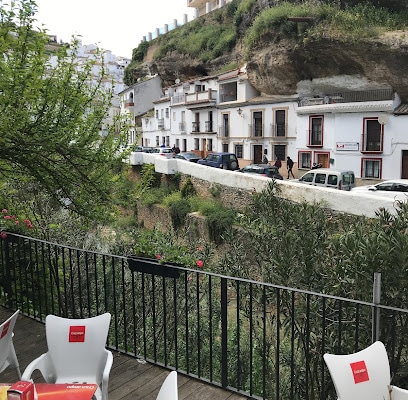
155,110,159,118
194,138,199,150
235,144,243,158
299,152,311,169
165,108,169,118
363,119,383,152
253,111,263,137
273,145,286,161
156,136,159,146
222,143,229,152
274,109,286,137
362,158,382,178
207,139,213,151
308,116,323,146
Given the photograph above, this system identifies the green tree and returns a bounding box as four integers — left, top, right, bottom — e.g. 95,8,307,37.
0,0,129,221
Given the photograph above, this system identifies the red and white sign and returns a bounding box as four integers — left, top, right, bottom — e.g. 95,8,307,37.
350,360,369,384
0,321,10,339
69,326,86,343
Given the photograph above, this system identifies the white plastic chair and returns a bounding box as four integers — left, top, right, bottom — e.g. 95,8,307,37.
156,371,178,400
324,341,408,400
0,309,21,379
22,313,113,400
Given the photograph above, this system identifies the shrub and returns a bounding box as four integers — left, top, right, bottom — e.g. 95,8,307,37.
180,177,196,198
168,199,192,230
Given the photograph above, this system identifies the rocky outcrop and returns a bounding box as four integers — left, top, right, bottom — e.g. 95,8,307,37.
132,1,408,101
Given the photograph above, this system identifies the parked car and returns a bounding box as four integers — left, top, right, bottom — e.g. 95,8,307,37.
134,146,154,153
152,147,175,159
175,152,200,163
298,169,355,191
197,152,239,170
352,180,408,200
240,164,283,180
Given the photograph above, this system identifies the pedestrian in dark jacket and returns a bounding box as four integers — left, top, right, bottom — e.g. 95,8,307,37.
287,156,295,179
274,157,282,169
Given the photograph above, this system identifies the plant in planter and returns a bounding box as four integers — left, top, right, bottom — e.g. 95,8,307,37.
0,209,33,239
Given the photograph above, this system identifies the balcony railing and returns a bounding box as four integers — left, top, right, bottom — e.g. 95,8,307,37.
2,233,408,399
218,125,229,138
249,124,264,138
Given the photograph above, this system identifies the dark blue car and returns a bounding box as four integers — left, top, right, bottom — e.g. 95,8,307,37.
197,152,240,170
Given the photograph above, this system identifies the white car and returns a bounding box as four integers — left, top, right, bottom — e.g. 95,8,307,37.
352,180,408,200
152,147,175,159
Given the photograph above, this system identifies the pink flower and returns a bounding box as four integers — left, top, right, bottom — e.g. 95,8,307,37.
11,215,16,219
156,254,161,260
14,221,19,225
4,215,11,220
196,260,204,268
1,209,7,213
187,275,193,281
197,247,203,252
0,232,7,239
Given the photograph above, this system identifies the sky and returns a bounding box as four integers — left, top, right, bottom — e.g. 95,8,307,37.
34,0,196,59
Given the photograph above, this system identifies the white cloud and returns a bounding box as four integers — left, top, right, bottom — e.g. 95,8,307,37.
34,0,195,58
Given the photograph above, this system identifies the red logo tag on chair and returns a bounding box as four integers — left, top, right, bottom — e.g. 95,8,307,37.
350,360,369,384
69,325,86,342
0,321,10,339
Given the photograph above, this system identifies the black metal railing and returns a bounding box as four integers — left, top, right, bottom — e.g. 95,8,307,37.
1,233,408,399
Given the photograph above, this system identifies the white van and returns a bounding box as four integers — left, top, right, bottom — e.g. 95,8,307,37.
298,169,355,191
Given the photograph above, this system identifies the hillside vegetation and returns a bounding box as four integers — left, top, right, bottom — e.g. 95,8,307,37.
124,0,408,100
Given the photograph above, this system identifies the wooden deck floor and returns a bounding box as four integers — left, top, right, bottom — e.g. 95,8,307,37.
0,307,248,400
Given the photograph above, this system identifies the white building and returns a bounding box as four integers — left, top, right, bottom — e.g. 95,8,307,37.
187,0,233,18
48,41,130,136
296,88,408,181
119,76,163,146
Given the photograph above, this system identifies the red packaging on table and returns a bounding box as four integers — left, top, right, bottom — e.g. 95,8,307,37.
7,381,36,400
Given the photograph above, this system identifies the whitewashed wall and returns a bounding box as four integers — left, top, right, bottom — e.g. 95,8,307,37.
128,152,401,218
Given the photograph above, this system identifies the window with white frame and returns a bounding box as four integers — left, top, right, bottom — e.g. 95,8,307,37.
235,144,243,158
299,152,311,169
363,119,383,152
308,116,323,146
207,139,213,151
362,158,382,178
274,109,287,137
273,145,286,161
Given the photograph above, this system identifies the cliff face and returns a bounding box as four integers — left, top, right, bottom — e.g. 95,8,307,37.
135,1,408,102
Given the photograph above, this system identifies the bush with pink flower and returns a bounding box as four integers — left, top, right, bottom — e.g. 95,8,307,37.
0,209,34,239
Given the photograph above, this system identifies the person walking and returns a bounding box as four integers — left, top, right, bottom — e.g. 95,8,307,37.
287,156,295,179
274,157,282,169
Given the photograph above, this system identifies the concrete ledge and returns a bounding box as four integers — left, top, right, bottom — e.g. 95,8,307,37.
129,153,401,218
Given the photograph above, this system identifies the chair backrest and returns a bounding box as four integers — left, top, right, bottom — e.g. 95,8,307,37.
156,371,178,400
45,313,111,383
0,309,20,377
324,341,391,400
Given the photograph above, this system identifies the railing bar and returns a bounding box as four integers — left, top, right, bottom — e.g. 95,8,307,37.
85,252,91,316
196,272,201,377
33,241,41,319
338,300,343,353
305,294,310,400
111,257,119,349
221,277,228,389
262,286,266,399
162,276,167,366
208,274,213,382
275,287,280,400
48,243,56,315
152,274,157,362
249,282,253,395
121,258,128,354
142,273,147,359
61,248,68,317
93,253,99,315
320,296,326,400
131,270,137,356
236,281,240,391
184,271,189,374
75,249,82,318
173,272,178,369
290,291,295,400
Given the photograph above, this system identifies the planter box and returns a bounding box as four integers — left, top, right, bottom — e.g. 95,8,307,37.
127,256,181,278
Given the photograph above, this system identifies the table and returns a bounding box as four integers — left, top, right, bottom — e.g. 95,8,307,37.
0,383,97,400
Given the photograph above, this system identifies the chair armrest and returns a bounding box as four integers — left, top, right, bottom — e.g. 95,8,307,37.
21,353,56,383
391,386,408,400
101,350,113,400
